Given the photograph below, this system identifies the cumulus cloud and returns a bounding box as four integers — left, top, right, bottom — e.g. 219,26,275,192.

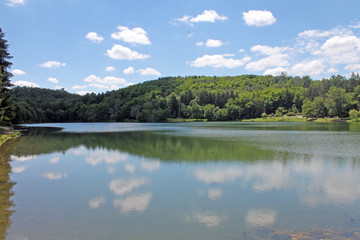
88,196,106,209
263,67,287,76
42,172,68,180
345,64,360,71
190,54,251,69
243,10,276,27
6,0,25,7
113,192,152,214
176,10,228,25
125,164,135,174
39,61,66,68
47,77,58,84
49,156,60,164
246,45,290,71
327,68,338,74
83,74,131,89
123,66,135,75
13,166,27,173
141,160,161,172
314,35,360,64
208,188,223,200
196,42,204,47
194,168,244,184
14,80,40,88
85,32,104,43
109,178,149,196
106,44,150,60
72,85,87,89
137,67,161,76
290,60,326,76
105,66,116,72
76,91,92,96
111,26,151,45
11,69,26,75
197,39,224,48
84,149,128,166
12,155,36,162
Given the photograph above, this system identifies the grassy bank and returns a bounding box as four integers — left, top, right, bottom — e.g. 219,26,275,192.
242,116,354,123
0,127,20,147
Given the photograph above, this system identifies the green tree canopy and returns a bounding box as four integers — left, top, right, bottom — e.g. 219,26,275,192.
0,28,14,126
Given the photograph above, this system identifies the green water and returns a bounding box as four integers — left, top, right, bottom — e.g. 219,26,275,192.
1,122,360,239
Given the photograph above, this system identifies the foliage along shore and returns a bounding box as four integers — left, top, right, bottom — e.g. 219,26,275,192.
9,73,360,124
0,127,20,147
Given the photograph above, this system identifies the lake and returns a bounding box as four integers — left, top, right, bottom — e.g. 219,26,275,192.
1,122,360,239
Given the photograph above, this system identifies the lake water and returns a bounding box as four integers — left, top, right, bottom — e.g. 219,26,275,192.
1,122,360,239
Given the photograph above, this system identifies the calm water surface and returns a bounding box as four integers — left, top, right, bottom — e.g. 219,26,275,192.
1,122,360,239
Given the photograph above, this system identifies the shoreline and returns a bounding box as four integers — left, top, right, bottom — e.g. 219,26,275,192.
0,127,20,147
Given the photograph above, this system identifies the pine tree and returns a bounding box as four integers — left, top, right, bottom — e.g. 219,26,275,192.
0,28,14,125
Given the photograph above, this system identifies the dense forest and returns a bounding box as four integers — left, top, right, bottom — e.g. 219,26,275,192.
10,73,360,123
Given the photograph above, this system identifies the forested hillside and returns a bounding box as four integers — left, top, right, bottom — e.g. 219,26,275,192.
10,74,360,123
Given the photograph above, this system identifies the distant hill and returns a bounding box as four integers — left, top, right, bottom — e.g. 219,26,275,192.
10,74,360,123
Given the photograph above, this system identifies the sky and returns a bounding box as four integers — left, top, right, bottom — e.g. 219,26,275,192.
1,0,360,94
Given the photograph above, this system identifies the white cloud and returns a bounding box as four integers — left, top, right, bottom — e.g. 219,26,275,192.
125,164,135,174
263,67,287,76
106,44,150,60
205,39,224,48
141,160,161,172
290,60,326,76
298,29,332,39
11,69,26,75
105,66,116,72
208,188,223,200
314,35,360,64
88,196,106,209
176,10,228,25
239,49,245,53
42,172,67,180
72,85,87,89
327,68,338,74
14,80,40,88
111,26,151,45
191,10,228,23
196,42,204,47
194,168,244,184
123,66,135,75
12,155,35,162
113,192,152,214
246,45,290,71
243,10,276,27
85,32,104,43
83,74,130,89
246,209,277,228
137,67,161,76
76,91,92,96
49,156,60,164
109,178,149,196
39,61,66,68
350,22,360,29
345,64,360,71
47,77,58,84
190,54,251,69
89,83,109,89
84,149,128,166
6,0,25,7
13,166,27,173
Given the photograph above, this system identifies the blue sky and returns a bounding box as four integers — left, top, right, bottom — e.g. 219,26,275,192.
1,0,360,94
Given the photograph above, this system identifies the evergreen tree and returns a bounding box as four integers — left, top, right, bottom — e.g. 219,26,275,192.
0,28,14,125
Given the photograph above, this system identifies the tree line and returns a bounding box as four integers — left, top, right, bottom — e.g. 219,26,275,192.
10,73,360,123
2,27,360,124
